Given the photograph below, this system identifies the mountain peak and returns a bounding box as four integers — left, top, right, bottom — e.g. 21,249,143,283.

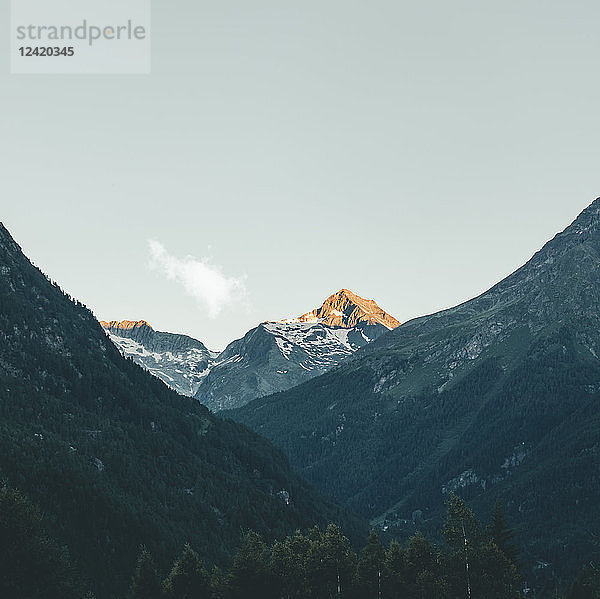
294,289,401,330
100,319,153,332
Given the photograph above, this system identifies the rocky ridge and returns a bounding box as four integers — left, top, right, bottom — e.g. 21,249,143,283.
100,291,400,410
193,290,400,411
293,288,401,330
228,198,600,582
99,320,216,396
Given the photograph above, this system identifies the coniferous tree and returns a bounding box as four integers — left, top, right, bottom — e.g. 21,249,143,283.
209,566,228,599
443,494,522,599
442,493,483,552
356,530,386,598
443,493,482,598
383,540,408,599
271,531,311,599
472,540,523,599
228,531,275,599
404,533,449,599
271,540,297,599
305,524,357,599
129,546,163,599
163,543,210,599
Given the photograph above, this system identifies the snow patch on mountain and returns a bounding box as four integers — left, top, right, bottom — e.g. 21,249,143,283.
263,321,356,368
103,290,401,410
108,333,212,396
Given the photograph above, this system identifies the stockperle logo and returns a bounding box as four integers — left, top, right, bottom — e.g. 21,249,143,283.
11,0,151,74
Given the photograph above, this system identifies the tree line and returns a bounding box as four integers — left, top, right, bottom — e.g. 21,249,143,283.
128,494,524,599
2,483,598,599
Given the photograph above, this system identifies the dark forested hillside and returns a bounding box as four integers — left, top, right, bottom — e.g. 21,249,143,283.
0,223,365,599
124,495,526,599
229,198,600,583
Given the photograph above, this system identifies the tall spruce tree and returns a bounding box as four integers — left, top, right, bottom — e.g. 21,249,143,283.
163,543,210,599
270,531,311,599
443,494,522,599
305,524,357,599
209,566,228,599
383,540,408,599
129,546,163,599
356,530,386,598
228,531,274,599
404,533,449,598
443,493,482,599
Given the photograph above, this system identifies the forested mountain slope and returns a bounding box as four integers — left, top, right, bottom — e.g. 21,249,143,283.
0,223,364,599
229,198,600,580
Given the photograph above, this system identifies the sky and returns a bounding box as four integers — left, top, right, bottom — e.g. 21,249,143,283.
2,1,600,350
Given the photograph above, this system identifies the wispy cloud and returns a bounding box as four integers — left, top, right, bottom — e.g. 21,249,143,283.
148,240,247,318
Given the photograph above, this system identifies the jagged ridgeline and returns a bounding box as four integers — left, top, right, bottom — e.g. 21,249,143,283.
194,289,400,411
101,289,401,412
0,223,365,599
100,319,217,397
229,198,600,581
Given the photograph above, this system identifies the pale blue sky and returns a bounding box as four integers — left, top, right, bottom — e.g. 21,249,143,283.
2,1,599,349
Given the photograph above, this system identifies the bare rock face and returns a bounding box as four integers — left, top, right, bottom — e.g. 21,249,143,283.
295,289,401,330
194,290,401,411
101,291,401,410
100,319,150,332
99,320,216,396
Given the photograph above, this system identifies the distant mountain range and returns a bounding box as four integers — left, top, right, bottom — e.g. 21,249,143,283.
99,320,217,396
228,198,600,582
0,222,364,598
101,289,400,411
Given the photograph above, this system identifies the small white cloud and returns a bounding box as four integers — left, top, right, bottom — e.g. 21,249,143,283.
148,240,247,318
